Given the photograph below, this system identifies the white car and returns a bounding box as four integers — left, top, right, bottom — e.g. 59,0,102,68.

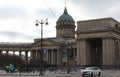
81,67,101,77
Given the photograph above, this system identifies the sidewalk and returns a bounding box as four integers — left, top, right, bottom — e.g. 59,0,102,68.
0,72,81,77
0,70,81,76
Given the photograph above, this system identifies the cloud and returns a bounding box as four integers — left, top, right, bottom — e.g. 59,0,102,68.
0,0,120,42
0,5,29,19
68,0,120,21
70,0,117,8
0,31,34,41
36,7,61,20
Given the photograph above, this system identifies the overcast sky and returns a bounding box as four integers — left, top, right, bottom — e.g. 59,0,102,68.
0,0,120,42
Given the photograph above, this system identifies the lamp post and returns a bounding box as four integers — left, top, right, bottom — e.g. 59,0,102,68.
35,19,48,75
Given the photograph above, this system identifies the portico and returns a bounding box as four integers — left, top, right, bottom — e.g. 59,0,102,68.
76,18,120,67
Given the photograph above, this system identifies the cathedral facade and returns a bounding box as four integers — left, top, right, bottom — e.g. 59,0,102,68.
0,7,120,67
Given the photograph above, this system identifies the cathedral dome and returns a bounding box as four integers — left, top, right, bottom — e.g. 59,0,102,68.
57,7,75,26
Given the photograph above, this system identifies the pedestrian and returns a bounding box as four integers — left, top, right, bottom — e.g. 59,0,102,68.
9,64,14,73
5,65,10,73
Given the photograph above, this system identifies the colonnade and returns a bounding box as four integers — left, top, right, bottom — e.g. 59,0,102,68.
31,49,62,65
0,45,76,66
0,50,31,63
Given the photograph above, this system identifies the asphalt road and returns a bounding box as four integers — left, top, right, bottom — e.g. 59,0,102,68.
0,70,120,77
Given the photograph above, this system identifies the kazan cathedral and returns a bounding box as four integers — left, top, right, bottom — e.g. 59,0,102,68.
1,7,120,68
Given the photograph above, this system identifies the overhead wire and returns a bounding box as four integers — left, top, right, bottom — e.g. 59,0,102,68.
43,0,57,19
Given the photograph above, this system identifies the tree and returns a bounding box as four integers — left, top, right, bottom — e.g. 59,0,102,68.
0,54,25,67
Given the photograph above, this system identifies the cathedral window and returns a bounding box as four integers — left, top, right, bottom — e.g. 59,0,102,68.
115,24,118,28
115,24,120,31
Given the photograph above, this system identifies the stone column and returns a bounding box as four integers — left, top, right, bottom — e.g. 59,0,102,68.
60,49,62,65
36,50,41,60
13,51,15,55
25,51,28,63
31,50,36,61
118,40,120,66
19,51,22,59
46,49,48,63
53,49,57,65
36,50,38,60
51,49,54,64
47,49,50,64
76,39,87,66
114,40,119,66
102,38,115,65
57,50,60,65
37,50,40,60
6,51,9,55
0,50,2,54
86,41,92,65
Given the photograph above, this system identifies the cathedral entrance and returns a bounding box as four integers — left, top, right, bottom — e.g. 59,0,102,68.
87,38,102,66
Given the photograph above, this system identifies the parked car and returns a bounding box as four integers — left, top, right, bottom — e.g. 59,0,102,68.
81,67,101,77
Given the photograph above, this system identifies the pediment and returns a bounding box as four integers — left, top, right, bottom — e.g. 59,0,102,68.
33,38,60,46
43,40,57,45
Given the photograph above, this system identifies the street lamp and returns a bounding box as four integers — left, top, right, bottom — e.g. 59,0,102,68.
35,19,48,75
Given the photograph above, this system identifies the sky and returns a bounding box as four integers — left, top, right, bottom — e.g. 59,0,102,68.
0,0,120,43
